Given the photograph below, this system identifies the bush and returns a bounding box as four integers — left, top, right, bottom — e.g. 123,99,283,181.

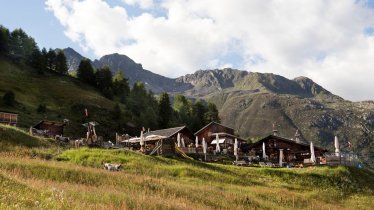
2,91,15,106
37,104,47,113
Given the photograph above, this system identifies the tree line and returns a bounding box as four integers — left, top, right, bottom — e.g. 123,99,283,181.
0,25,68,75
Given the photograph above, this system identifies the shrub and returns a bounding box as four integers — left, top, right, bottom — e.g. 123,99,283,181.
37,104,47,113
2,90,15,106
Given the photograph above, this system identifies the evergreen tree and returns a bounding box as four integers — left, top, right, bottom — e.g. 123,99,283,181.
3,91,15,106
113,70,130,102
37,104,47,113
205,102,220,123
96,66,113,99
111,103,122,120
173,95,192,124
0,25,10,55
95,66,113,90
158,92,172,128
9,28,38,63
30,47,44,74
55,50,68,74
46,48,56,71
77,59,96,85
190,100,208,131
127,82,148,116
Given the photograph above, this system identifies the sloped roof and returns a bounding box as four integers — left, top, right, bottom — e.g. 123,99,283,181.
33,120,66,127
251,135,327,152
0,110,18,115
144,126,191,138
194,121,235,135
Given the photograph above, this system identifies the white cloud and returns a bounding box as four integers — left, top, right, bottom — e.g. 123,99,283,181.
46,0,374,101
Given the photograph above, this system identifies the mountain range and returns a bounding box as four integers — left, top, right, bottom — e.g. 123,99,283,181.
62,48,374,166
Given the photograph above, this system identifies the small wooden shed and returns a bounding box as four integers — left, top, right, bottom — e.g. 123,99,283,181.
31,120,66,137
0,111,18,126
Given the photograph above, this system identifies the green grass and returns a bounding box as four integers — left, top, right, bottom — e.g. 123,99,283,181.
0,58,121,138
0,124,373,209
0,147,372,209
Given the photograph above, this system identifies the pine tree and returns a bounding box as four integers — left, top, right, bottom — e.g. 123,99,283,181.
173,95,192,124
191,100,208,131
9,28,38,63
113,70,130,102
205,102,220,123
95,66,113,91
46,48,56,71
77,59,96,85
55,50,68,74
158,92,172,128
0,25,10,55
111,103,122,120
3,91,15,106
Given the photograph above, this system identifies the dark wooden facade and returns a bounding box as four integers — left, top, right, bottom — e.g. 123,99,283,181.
249,135,328,164
195,122,246,148
32,120,65,137
0,111,18,126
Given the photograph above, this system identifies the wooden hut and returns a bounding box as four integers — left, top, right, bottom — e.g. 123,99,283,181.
31,120,66,137
0,111,18,126
127,126,194,156
195,122,246,152
248,135,328,165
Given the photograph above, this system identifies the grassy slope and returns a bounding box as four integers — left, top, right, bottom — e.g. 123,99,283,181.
0,149,373,210
0,126,373,209
0,58,123,138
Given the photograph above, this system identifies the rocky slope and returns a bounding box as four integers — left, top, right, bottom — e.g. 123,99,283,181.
61,47,86,72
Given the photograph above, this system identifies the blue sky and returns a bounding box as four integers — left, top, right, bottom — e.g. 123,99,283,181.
1,0,374,101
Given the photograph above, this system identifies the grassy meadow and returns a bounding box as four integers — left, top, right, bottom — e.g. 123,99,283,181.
0,124,373,209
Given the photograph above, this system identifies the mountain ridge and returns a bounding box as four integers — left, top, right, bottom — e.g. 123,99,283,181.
62,48,373,167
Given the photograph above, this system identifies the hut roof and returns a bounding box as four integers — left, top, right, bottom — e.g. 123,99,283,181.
210,132,247,142
33,120,66,127
251,135,328,152
194,121,235,135
144,126,191,138
128,126,194,143
0,110,18,115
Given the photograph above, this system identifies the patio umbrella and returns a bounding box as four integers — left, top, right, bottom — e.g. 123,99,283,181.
195,136,199,148
310,142,316,163
262,142,267,159
177,133,181,147
279,149,284,167
202,138,207,161
215,134,221,153
334,136,340,157
234,138,238,161
202,138,207,154
140,130,144,152
140,131,144,146
181,137,185,148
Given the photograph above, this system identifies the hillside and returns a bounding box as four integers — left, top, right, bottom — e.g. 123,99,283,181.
0,58,124,138
0,145,373,209
1,101,373,209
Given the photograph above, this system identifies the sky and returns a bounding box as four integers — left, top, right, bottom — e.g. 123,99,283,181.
1,0,374,101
